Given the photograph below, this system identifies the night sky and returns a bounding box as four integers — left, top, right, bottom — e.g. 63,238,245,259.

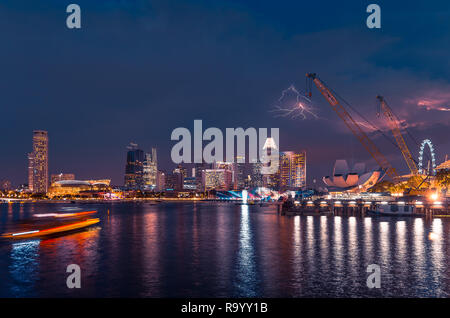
0,0,449,186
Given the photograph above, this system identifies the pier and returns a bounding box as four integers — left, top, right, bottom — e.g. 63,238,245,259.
281,199,450,218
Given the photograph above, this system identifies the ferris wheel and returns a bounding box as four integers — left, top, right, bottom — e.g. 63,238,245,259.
418,139,436,175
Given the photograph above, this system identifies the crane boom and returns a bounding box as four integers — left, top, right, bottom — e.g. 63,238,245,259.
376,96,418,175
306,73,397,178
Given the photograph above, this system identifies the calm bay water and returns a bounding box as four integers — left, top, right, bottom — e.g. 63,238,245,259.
0,202,449,297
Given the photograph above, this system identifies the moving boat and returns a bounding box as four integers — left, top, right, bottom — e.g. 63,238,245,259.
1,210,100,240
2,218,100,239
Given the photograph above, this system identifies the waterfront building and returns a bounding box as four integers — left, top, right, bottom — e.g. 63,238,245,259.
234,155,246,190
173,164,187,179
48,179,111,198
436,158,450,171
27,153,34,192
261,137,279,189
143,148,157,189
323,159,381,193
194,162,211,191
183,177,197,190
249,158,263,188
201,169,233,191
124,143,145,189
166,170,184,191
279,151,306,190
156,170,166,191
213,161,236,188
28,130,49,193
51,173,75,185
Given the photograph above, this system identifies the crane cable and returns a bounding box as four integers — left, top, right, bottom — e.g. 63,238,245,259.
308,76,435,174
318,77,400,151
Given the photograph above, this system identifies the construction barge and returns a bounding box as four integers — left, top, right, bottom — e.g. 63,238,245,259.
281,199,449,217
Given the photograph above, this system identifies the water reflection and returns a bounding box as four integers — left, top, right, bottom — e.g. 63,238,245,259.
379,222,390,266
1,203,450,297
9,240,40,297
235,204,257,297
364,217,373,264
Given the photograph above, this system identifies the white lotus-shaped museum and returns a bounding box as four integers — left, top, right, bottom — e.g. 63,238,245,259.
323,160,381,192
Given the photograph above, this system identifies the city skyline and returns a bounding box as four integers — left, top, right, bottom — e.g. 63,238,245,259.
0,1,448,187
0,1,449,303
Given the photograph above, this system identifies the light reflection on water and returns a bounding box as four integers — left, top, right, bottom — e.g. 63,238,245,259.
0,202,449,297
9,240,40,297
235,204,257,297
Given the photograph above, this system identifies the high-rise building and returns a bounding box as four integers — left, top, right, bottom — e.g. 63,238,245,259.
201,169,233,191
28,152,34,192
173,164,187,179
279,151,306,190
28,130,49,193
234,155,246,190
156,170,166,191
51,173,75,185
213,161,235,188
261,137,279,189
249,158,263,188
143,147,157,189
166,170,184,191
124,143,145,189
194,162,211,191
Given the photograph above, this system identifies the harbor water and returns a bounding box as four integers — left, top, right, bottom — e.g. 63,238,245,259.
0,202,449,297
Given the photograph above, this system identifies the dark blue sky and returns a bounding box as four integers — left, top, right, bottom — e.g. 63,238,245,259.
0,0,449,186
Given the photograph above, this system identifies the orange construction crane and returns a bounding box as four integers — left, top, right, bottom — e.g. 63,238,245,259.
306,73,397,178
376,96,418,175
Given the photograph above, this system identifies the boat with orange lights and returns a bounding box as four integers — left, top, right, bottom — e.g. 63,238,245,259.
32,210,97,219
1,210,100,240
1,218,100,240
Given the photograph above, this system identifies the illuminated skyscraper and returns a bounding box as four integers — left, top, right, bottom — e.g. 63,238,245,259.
156,170,166,191
166,170,184,191
124,142,145,189
213,161,235,188
279,151,306,190
28,130,49,193
261,137,279,189
194,162,211,191
143,147,157,189
249,158,263,188
201,169,233,191
234,155,246,190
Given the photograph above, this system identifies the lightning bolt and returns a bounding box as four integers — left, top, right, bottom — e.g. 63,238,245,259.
271,85,319,120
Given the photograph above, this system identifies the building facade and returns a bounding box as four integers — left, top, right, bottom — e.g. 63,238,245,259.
156,170,166,191
279,151,306,190
124,143,145,189
143,148,158,189
28,130,49,193
201,169,233,191
51,173,75,185
261,137,279,189
166,171,184,191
